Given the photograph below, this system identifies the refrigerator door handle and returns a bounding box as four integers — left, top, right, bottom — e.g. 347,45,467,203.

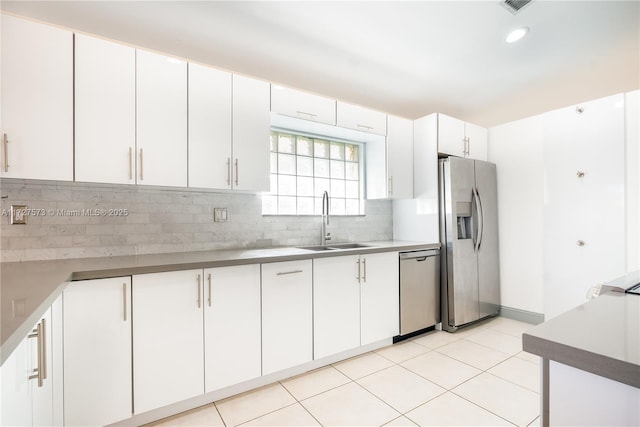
475,187,484,251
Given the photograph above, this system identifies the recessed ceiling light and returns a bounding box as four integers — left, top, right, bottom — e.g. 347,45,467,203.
506,26,529,43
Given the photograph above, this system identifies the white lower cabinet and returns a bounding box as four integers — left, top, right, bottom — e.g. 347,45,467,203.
62,278,132,426
1,306,55,427
204,265,262,392
360,252,400,345
313,255,361,359
314,251,400,359
261,260,313,375
132,270,204,414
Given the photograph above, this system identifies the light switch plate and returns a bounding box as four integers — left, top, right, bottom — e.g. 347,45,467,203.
10,205,27,224
213,208,228,222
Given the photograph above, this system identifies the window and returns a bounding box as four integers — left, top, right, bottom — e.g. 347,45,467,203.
262,131,364,215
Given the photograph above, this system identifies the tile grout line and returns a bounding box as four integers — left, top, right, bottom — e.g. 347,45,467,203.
278,379,326,427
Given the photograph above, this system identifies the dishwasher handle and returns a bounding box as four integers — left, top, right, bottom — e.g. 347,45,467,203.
399,249,440,260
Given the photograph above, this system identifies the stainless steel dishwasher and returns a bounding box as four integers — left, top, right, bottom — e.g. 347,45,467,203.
399,249,441,337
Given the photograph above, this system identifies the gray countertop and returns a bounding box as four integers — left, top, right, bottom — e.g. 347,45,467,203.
1,240,438,365
523,271,640,388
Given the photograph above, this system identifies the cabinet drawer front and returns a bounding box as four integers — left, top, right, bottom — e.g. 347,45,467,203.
337,102,387,136
272,86,336,125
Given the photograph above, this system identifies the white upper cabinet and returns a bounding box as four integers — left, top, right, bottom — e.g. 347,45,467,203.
337,102,387,136
271,86,336,125
386,115,414,199
136,49,188,187
1,15,73,181
437,113,487,161
232,75,271,192
75,34,136,184
188,63,232,189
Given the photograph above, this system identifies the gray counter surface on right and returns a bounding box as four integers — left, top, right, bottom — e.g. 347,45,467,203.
523,288,640,388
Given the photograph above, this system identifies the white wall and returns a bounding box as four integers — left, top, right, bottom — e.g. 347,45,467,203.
488,115,545,314
488,90,640,316
625,90,640,272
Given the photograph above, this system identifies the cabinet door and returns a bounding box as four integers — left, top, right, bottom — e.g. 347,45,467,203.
1,15,73,181
133,270,204,413
232,75,270,191
437,113,465,157
313,256,361,359
136,49,187,187
465,122,488,161
204,265,261,392
360,252,399,345
337,102,387,136
386,115,414,199
31,309,53,427
1,328,32,426
271,86,336,125
261,260,312,375
63,278,132,426
543,94,625,319
188,63,232,189
75,34,136,184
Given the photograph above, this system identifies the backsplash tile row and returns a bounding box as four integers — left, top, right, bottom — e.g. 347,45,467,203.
0,179,393,262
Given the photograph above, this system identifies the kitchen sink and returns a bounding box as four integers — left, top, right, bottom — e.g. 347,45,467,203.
298,243,373,251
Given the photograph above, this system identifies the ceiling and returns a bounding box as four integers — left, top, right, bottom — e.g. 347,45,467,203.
2,1,639,127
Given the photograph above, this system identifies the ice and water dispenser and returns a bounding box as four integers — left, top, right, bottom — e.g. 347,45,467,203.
456,202,473,240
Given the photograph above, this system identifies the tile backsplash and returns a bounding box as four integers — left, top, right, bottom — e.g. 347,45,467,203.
0,179,392,262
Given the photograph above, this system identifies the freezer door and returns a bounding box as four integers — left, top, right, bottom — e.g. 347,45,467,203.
441,157,479,327
474,160,501,318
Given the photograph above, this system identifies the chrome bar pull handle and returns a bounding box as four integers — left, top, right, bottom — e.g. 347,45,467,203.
227,158,231,186
197,274,202,308
27,319,45,387
356,259,361,283
3,133,8,172
123,283,127,322
234,158,239,186
388,176,393,197
128,147,133,180
276,270,303,276
139,148,144,181
362,258,367,283
207,273,212,307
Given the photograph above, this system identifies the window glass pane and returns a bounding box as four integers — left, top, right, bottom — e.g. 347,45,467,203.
270,174,278,194
330,142,344,160
330,160,345,179
345,199,360,215
297,137,313,157
270,133,278,152
278,175,296,196
297,176,314,197
346,162,359,180
330,198,345,215
297,197,314,215
345,144,359,162
278,134,295,154
314,178,330,197
297,157,313,176
279,196,296,215
346,181,359,198
314,140,329,158
262,195,277,215
270,153,278,174
278,154,296,175
314,158,330,178
331,179,345,198
314,197,323,215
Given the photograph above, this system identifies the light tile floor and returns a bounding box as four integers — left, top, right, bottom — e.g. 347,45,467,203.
149,317,540,427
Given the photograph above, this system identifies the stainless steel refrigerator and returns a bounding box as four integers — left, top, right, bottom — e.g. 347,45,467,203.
439,157,500,332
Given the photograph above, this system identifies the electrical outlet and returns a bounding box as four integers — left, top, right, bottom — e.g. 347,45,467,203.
10,205,27,224
213,208,228,222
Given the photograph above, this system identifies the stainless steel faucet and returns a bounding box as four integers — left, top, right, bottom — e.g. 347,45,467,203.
321,190,331,246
